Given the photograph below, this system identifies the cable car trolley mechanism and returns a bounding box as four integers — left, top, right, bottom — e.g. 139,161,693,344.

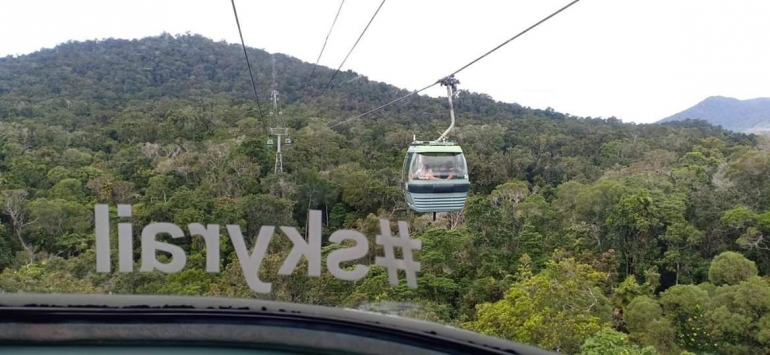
401,75,470,214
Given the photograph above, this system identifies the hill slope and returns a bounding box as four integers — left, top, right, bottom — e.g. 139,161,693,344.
0,32,538,131
659,96,770,132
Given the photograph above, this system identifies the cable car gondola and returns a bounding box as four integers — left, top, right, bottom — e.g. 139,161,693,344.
401,75,470,214
402,140,470,213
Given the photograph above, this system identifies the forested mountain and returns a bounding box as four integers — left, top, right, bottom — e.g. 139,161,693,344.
659,96,770,133
2,33,770,354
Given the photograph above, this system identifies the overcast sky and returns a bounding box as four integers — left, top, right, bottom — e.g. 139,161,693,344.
2,0,770,124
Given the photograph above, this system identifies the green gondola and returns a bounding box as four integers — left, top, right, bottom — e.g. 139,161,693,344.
402,140,470,213
401,75,470,214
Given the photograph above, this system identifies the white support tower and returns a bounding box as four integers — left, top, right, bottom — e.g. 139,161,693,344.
270,127,289,173
267,55,292,173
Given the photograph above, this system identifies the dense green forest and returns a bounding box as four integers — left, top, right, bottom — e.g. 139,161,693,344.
2,33,770,355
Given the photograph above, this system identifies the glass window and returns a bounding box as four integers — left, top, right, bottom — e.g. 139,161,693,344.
402,152,413,183
410,152,467,180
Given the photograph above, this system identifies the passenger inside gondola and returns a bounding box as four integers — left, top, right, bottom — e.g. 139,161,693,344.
436,163,446,179
412,162,437,180
437,162,455,179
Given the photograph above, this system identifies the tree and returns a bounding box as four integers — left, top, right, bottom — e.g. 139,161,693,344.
604,191,664,279
467,258,612,354
708,251,758,286
706,276,770,354
659,285,711,351
581,328,659,355
26,198,92,256
0,261,96,293
623,296,678,354
1,190,35,257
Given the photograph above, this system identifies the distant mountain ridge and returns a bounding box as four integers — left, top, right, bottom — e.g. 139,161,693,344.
659,96,770,133
0,33,544,131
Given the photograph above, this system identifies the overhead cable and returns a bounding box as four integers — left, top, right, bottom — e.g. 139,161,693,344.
230,0,268,133
328,82,438,129
326,0,581,129
319,0,387,97
447,0,581,78
303,0,346,92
